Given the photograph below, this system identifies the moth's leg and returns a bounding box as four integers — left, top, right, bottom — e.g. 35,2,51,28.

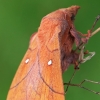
78,30,91,37
70,28,90,46
78,30,91,44
80,52,95,63
78,45,95,64
64,47,95,92
78,27,100,44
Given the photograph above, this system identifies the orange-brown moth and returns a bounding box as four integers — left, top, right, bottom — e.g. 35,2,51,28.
7,5,93,100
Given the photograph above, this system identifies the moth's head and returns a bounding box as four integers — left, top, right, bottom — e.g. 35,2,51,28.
66,5,80,20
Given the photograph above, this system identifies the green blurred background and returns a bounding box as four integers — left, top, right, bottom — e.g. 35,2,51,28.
0,0,100,100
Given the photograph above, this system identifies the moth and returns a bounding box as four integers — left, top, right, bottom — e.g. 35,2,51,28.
7,5,100,100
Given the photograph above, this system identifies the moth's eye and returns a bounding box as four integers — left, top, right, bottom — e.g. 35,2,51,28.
71,14,75,21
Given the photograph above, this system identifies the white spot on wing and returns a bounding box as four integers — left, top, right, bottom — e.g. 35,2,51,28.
48,60,52,65
25,59,29,64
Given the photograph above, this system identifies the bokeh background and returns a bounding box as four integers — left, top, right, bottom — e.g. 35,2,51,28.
0,0,100,100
